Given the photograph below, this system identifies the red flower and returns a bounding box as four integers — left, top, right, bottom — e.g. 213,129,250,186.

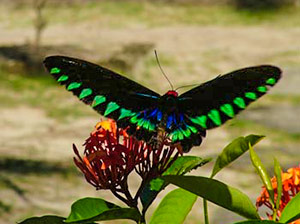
256,165,300,223
73,120,148,190
73,119,181,191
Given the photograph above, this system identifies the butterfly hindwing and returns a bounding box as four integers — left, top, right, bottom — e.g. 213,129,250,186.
44,56,161,141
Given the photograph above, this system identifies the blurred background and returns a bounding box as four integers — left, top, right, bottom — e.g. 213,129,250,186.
0,0,299,223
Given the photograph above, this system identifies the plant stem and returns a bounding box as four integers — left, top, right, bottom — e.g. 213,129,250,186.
134,178,147,201
138,213,146,224
111,190,131,207
203,199,209,224
272,206,277,221
122,179,136,206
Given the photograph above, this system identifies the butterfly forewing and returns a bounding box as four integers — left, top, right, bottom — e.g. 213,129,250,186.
44,56,161,141
178,65,281,130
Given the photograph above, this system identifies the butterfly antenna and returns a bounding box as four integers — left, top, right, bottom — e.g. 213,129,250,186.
155,50,174,90
175,84,198,91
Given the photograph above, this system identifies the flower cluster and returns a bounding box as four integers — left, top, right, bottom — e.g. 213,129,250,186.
73,119,180,192
256,165,300,223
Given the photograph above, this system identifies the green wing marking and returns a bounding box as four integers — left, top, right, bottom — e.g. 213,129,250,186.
220,104,235,118
67,82,82,90
182,128,191,137
79,88,92,99
104,102,120,116
208,109,221,126
257,86,267,93
266,78,276,85
92,95,106,107
50,67,60,74
245,92,257,100
190,115,207,129
118,108,136,120
233,97,246,109
57,75,68,82
187,125,197,134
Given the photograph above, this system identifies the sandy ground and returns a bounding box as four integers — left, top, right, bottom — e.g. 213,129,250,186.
1,16,300,224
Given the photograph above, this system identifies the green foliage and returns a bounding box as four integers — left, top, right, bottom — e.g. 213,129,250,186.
164,156,212,176
149,188,197,224
279,192,300,223
66,197,117,222
211,134,264,177
249,145,275,207
203,134,264,223
18,215,65,224
140,156,211,213
162,175,260,219
66,197,141,223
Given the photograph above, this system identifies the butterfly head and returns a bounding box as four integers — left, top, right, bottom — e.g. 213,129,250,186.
162,90,178,112
166,90,178,97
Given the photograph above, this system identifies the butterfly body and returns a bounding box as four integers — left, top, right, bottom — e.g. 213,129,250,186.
44,56,281,152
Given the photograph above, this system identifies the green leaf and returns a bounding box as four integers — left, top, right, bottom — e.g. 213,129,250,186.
162,175,260,219
164,156,212,176
149,188,197,224
66,197,141,223
18,215,65,224
140,156,211,212
87,208,141,223
279,191,300,223
274,158,282,213
211,135,264,178
66,197,118,222
249,145,275,207
232,220,283,224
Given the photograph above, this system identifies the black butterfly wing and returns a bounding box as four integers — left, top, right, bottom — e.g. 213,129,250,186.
170,65,281,151
44,56,161,141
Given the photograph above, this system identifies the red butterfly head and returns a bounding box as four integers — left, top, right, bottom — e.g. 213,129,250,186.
166,90,178,97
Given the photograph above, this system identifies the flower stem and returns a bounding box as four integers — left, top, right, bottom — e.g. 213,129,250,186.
203,199,209,224
272,207,277,221
122,180,137,207
138,213,146,224
111,190,131,207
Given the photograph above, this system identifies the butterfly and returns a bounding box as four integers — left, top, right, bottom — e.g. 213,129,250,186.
44,56,281,152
